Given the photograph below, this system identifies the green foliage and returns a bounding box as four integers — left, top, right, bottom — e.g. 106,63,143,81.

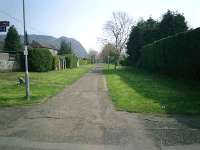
65,54,78,68
126,10,188,66
52,55,60,70
139,28,200,79
58,41,72,55
80,58,89,65
159,10,188,38
126,26,144,64
0,41,4,49
0,65,93,106
3,26,22,68
101,43,118,64
4,25,22,52
119,59,129,66
127,18,160,65
104,65,200,114
28,48,54,72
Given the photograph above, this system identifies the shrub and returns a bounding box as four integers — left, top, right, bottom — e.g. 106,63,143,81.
120,59,129,66
28,48,53,72
65,54,78,68
139,27,200,79
80,58,89,65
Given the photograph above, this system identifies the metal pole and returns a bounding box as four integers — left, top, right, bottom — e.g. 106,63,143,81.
23,0,30,100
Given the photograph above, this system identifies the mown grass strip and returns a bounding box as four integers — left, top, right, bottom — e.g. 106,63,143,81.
0,65,94,106
104,65,200,115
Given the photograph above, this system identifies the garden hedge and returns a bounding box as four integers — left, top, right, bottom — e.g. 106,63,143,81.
139,27,200,79
28,48,53,72
79,58,89,65
65,54,78,68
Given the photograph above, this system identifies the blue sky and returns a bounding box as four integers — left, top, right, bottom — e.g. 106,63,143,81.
0,0,199,51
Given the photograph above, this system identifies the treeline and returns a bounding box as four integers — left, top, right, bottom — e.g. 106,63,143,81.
127,10,188,64
126,10,200,79
2,25,90,72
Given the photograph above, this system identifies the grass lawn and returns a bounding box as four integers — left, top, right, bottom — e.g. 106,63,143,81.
104,65,200,115
0,65,93,106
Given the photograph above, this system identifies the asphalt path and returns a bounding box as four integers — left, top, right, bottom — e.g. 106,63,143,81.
0,64,199,150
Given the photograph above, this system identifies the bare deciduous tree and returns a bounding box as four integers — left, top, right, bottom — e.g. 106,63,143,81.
104,12,133,56
88,49,98,64
101,43,117,63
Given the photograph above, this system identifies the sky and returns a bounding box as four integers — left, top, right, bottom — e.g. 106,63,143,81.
0,0,199,52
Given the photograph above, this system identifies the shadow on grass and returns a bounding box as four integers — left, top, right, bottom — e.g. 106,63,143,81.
104,67,200,128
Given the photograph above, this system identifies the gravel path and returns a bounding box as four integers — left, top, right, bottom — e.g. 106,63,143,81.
0,64,199,150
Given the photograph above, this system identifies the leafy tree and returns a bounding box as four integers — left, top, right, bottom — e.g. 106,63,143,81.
141,17,160,44
126,17,159,65
101,43,119,64
159,10,188,38
126,10,188,66
58,41,72,55
4,25,22,52
126,26,143,65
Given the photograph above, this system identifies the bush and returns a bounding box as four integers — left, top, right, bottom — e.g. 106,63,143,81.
120,59,129,66
28,48,53,72
65,54,78,68
139,27,200,79
79,58,89,65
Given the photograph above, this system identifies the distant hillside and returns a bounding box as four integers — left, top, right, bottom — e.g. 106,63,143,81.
0,35,88,58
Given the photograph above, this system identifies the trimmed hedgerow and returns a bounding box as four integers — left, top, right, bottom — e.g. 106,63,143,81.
139,27,200,79
65,54,78,68
80,58,89,65
28,48,53,72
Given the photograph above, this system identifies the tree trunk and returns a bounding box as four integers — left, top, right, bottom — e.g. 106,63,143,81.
114,60,118,70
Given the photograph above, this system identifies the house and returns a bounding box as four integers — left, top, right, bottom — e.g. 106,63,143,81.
0,51,20,72
29,40,59,56
47,48,58,56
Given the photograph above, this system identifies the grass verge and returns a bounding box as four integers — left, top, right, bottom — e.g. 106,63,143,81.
104,64,200,115
0,65,93,106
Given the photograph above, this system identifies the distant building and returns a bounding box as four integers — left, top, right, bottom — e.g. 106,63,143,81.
0,51,20,72
29,40,58,56
48,48,58,56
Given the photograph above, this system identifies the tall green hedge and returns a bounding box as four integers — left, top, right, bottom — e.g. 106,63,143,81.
139,27,200,79
65,54,78,68
28,48,53,72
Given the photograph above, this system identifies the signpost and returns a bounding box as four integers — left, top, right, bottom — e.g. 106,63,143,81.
23,0,30,100
0,21,9,32
0,21,9,27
